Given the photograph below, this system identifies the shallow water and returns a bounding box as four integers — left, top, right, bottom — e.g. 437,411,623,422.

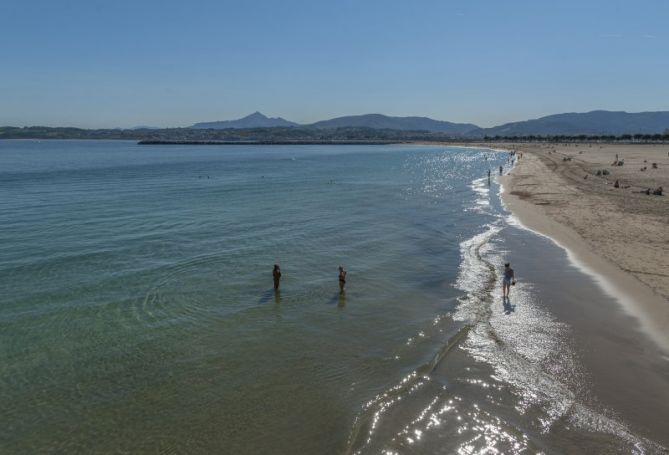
1,141,667,454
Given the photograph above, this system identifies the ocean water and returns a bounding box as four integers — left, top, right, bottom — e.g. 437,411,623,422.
1,140,667,454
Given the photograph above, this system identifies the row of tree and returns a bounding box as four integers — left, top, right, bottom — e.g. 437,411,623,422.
481,133,669,142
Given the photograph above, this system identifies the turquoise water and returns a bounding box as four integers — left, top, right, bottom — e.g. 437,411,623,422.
1,141,666,454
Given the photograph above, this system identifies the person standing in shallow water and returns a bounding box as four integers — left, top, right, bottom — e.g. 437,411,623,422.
338,266,347,294
273,264,281,291
502,262,515,299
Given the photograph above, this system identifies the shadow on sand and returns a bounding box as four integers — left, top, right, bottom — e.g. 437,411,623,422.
502,296,516,315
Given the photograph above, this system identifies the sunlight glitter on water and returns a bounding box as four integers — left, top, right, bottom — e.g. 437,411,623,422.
346,171,666,454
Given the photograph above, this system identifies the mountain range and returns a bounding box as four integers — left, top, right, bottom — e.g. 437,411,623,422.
475,110,669,137
189,110,669,137
307,114,478,135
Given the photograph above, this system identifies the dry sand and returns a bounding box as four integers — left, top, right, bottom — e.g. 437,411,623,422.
489,142,669,351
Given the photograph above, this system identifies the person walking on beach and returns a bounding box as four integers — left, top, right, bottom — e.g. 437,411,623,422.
273,264,282,291
499,165,503,176
487,169,491,184
502,263,515,299
338,266,347,294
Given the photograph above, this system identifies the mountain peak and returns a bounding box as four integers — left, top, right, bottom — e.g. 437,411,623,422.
191,112,298,129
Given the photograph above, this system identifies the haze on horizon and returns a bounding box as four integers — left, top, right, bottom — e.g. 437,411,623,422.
2,0,667,129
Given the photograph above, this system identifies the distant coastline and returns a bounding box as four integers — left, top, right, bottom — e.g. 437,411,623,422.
137,139,405,145
3,110,669,143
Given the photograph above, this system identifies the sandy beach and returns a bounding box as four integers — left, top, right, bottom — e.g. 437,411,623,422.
488,142,669,351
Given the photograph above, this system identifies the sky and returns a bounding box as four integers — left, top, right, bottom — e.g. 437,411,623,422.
1,0,667,128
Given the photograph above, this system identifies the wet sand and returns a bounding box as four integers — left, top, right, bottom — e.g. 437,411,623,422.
500,223,669,449
493,143,669,352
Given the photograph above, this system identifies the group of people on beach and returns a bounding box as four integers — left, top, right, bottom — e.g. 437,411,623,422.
272,264,347,294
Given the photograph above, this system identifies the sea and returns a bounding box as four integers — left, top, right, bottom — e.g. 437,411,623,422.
1,140,668,454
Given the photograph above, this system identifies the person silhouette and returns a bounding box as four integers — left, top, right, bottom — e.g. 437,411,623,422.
338,266,347,294
502,262,515,299
273,264,282,291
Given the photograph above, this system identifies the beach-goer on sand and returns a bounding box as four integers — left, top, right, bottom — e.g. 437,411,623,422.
499,165,503,176
273,264,282,291
338,266,347,294
487,169,491,183
502,263,515,299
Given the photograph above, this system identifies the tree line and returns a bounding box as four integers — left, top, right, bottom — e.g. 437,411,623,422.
480,133,669,143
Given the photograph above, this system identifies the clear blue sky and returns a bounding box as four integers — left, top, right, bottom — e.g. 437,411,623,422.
1,0,667,128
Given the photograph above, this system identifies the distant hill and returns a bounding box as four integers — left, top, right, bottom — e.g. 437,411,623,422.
307,113,479,135
470,110,669,137
191,112,298,129
187,110,669,137
5,110,669,140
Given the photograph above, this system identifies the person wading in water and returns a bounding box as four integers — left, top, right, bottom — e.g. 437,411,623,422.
338,266,347,294
273,264,282,291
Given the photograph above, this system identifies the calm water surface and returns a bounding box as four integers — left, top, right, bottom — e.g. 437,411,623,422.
1,141,666,454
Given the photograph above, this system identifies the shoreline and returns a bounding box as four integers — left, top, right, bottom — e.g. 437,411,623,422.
136,139,406,145
488,143,669,353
